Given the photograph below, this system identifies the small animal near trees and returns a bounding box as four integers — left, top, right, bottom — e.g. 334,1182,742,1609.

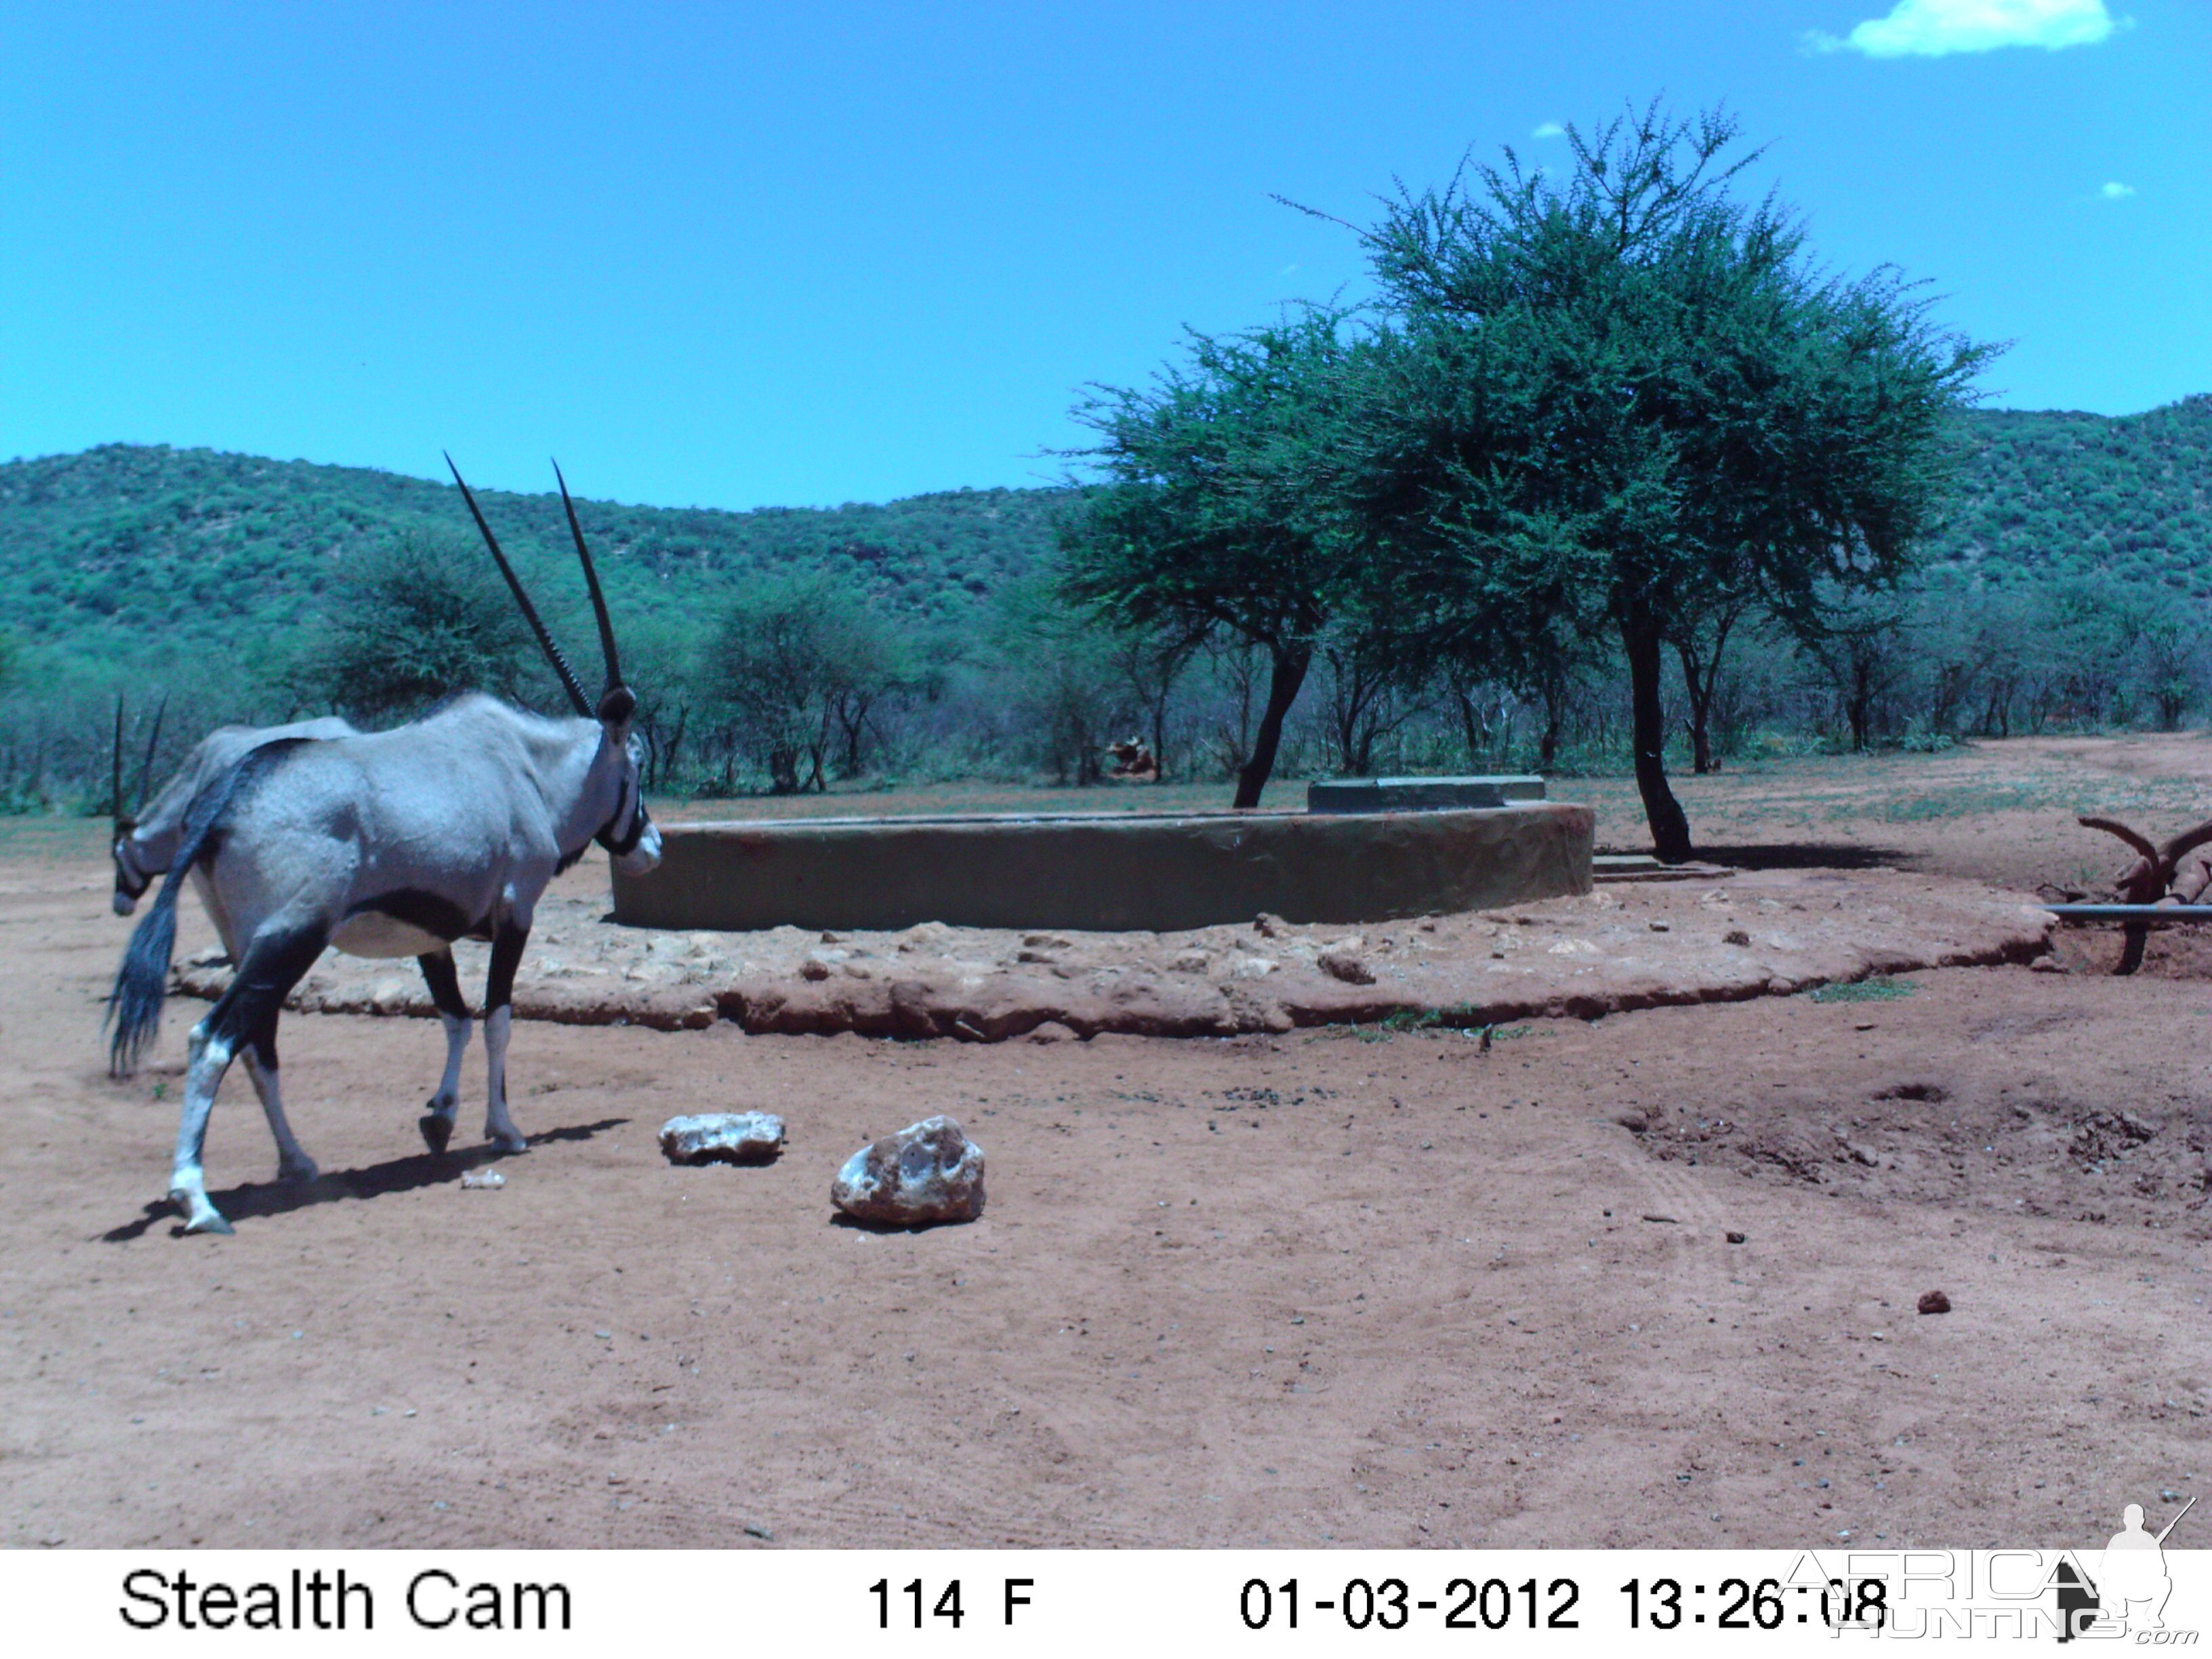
106,459,661,1235
1105,737,1158,781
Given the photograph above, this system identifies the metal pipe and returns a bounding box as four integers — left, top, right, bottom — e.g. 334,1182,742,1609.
2039,904,2212,921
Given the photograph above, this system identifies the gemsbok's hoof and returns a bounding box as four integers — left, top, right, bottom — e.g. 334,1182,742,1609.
419,1111,455,1157
489,1131,530,1155
279,1155,320,1185
171,1190,234,1235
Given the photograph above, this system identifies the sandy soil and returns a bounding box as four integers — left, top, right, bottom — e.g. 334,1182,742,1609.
4,736,2209,1551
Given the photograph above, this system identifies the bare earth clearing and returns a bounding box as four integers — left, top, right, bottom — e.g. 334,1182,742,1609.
4,736,2208,1551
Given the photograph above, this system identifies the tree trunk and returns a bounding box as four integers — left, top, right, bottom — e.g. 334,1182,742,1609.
1847,657,1875,751
1624,617,1693,861
1538,667,1565,768
1232,644,1312,809
835,692,874,779
1139,634,1195,785
1676,639,1717,775
659,704,689,792
1453,682,1488,766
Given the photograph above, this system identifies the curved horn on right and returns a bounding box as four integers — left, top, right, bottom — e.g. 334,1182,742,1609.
445,453,594,718
552,461,623,695
2158,816,2212,871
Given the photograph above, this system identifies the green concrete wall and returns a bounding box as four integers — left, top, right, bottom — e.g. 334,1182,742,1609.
611,803,1593,933
1308,775,1547,812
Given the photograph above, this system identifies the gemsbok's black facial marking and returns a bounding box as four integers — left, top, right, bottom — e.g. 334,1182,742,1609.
601,806,653,859
596,771,652,859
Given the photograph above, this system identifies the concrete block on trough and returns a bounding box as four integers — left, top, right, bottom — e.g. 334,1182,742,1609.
1307,775,1547,813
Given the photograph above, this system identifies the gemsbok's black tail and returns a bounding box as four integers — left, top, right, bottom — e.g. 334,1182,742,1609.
104,748,272,1078
107,876,180,1077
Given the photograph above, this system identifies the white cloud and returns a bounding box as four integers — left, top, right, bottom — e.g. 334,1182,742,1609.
1530,121,1565,139
2099,180,2136,198
1807,0,2121,58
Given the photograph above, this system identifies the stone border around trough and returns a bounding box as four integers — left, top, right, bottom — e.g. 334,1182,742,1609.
173,869,2057,1042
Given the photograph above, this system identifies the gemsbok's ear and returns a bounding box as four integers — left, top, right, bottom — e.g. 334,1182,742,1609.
598,686,638,728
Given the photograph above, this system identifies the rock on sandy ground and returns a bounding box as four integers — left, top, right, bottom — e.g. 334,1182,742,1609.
174,867,2054,1039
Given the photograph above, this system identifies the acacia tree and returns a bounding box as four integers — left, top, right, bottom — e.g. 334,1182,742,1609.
1315,621,1427,776
287,531,538,720
1801,586,1910,750
1343,102,1996,859
702,572,915,793
1674,594,1758,773
985,573,1132,786
1059,310,1380,807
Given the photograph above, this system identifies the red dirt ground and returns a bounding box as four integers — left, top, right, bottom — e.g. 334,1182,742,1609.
3,736,2207,1551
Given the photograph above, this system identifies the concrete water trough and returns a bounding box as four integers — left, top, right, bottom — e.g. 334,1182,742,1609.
611,800,1594,934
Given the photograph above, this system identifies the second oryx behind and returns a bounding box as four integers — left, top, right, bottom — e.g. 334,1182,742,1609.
110,705,359,915
107,458,662,1234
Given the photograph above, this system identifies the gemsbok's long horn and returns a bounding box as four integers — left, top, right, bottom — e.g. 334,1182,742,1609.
111,699,128,834
136,695,167,816
445,453,594,719
552,460,623,697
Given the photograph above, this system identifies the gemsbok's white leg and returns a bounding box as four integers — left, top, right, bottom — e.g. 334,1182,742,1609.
416,947,476,1155
422,1011,470,1145
171,1022,237,1235
481,1005,528,1153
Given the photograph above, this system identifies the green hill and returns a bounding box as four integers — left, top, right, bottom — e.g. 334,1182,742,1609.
1934,394,2212,596
2,394,2207,673
0,443,1072,666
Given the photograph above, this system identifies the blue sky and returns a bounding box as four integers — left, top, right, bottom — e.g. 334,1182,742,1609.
3,1,2203,512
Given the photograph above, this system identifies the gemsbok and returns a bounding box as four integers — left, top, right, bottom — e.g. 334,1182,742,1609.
107,457,661,1234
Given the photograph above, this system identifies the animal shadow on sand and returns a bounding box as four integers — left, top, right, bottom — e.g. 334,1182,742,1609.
98,1116,628,1242
1691,841,1911,873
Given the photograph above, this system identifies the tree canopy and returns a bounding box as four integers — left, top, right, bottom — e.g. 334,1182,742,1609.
699,571,918,793
1058,102,1996,844
1057,309,1390,806
285,531,540,721
1340,101,1999,857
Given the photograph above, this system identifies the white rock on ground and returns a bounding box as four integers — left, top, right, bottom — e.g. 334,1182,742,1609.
831,1115,985,1226
659,1111,786,1165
